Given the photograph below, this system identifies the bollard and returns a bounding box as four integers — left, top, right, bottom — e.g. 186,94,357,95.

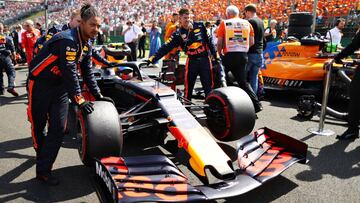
307,61,335,136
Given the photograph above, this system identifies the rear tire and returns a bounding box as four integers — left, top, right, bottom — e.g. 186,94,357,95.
288,26,312,40
205,87,256,141
289,12,313,27
77,101,123,166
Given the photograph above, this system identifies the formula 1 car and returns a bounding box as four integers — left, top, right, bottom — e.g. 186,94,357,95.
71,62,308,202
297,60,359,120
261,36,356,98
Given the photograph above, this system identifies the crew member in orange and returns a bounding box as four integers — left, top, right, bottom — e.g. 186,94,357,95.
164,13,180,60
217,5,262,113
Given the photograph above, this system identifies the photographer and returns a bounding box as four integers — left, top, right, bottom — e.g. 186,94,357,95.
122,20,142,61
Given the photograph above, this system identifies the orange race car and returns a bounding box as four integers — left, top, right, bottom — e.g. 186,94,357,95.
261,38,356,97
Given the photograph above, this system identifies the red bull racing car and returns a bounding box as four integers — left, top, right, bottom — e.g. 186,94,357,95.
71,62,308,202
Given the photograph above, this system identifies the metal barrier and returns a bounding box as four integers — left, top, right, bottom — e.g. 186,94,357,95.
307,60,335,136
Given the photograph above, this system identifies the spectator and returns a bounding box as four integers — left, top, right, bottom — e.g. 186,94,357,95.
122,20,142,61
3,0,358,31
264,19,277,42
149,20,162,60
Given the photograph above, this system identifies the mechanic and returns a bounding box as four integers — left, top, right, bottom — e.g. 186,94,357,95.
34,9,81,53
164,13,180,60
12,24,27,64
21,20,40,65
27,3,113,186
244,4,265,95
148,8,217,101
334,28,360,140
165,13,179,36
33,9,115,68
0,23,19,96
217,5,263,112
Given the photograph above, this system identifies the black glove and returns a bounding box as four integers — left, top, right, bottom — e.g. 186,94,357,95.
146,56,155,66
94,93,115,104
145,59,152,66
79,101,94,114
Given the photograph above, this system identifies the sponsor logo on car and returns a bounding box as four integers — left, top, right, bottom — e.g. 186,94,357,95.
95,161,117,201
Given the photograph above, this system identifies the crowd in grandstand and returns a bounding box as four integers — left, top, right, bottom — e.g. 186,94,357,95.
1,0,359,35
0,0,67,21
2,0,360,22
192,0,359,22
34,0,188,32
0,1,41,19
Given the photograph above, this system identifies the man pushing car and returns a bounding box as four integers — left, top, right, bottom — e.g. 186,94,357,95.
27,3,112,186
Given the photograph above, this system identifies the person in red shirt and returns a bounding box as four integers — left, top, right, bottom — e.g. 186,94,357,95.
21,20,40,65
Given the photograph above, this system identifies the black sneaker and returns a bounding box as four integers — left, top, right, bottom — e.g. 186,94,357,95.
0,89,4,95
36,174,60,186
7,88,19,97
336,128,359,140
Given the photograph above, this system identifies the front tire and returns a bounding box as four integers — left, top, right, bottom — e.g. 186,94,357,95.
205,87,256,141
77,101,123,166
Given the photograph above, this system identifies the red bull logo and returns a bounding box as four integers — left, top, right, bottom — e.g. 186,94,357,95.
0,36,5,44
187,42,203,50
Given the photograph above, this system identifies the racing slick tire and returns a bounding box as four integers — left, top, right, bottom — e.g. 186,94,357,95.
205,87,256,141
289,12,313,27
77,101,123,166
288,26,312,40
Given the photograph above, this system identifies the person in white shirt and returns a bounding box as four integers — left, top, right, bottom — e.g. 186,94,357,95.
212,20,221,48
122,20,143,61
326,18,345,48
